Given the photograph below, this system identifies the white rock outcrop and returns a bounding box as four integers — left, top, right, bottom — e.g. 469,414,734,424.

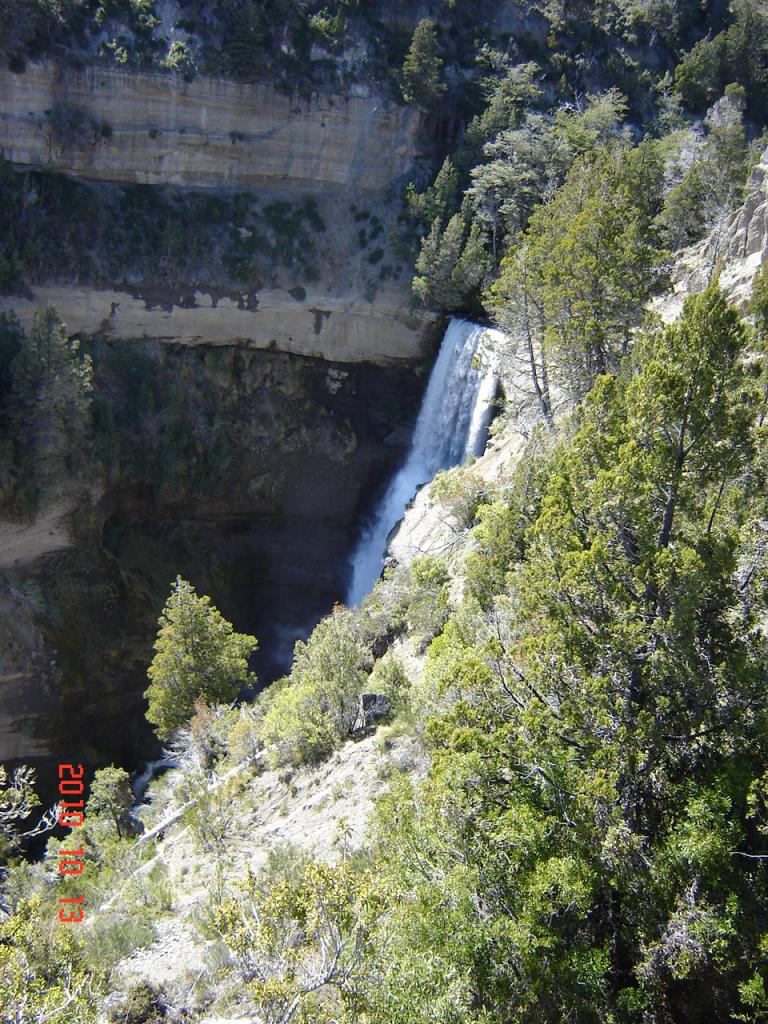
4,282,432,364
660,146,768,319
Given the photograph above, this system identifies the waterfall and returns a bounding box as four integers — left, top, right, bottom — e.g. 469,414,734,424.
347,318,499,606
131,755,178,805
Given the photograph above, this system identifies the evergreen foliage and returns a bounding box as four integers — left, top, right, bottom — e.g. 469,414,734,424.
86,765,134,839
260,605,371,766
354,285,768,1022
145,576,257,740
490,141,667,399
401,19,446,109
673,0,768,120
3,4,768,1020
412,213,490,311
659,86,750,250
0,897,103,1023
0,306,93,514
11,306,93,484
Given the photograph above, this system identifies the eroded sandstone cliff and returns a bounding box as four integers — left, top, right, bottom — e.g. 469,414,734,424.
0,62,437,363
5,281,429,364
0,62,426,191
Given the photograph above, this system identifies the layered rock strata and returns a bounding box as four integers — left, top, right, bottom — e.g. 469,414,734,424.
5,283,428,364
0,62,426,192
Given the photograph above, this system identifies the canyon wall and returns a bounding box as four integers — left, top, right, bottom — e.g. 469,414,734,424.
0,62,427,192
0,62,436,363
5,282,428,364
0,62,436,768
0,342,426,767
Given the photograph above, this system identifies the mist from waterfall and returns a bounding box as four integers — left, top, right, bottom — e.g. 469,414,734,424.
347,318,500,606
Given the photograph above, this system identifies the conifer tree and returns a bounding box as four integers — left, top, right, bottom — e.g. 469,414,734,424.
360,286,768,1021
402,19,445,109
9,305,92,502
145,577,257,740
86,766,133,839
492,142,666,398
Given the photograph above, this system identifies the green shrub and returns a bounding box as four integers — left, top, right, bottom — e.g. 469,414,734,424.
162,40,197,79
674,1,768,120
226,704,264,764
260,605,371,766
308,7,346,45
85,914,156,972
658,161,708,248
431,467,491,529
86,765,134,839
261,680,339,766
368,652,410,712
108,981,166,1024
402,556,451,642
123,862,174,915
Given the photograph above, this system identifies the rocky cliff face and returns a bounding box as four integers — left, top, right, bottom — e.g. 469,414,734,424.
0,62,436,364
660,146,768,319
0,60,439,767
0,341,425,768
0,62,426,192
5,281,429,364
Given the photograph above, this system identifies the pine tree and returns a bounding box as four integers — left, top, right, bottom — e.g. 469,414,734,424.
493,142,666,398
412,213,466,309
86,765,133,839
402,20,445,109
407,156,460,230
413,213,489,311
227,0,268,80
9,305,92,504
145,577,258,740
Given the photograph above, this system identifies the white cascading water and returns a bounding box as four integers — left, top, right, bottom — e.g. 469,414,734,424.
347,318,500,606
131,755,178,804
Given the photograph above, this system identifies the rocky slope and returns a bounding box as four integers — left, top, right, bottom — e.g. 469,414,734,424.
112,723,426,1005
660,146,768,319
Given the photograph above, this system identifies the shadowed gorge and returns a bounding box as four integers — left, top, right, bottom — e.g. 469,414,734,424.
0,53,438,775
0,337,426,771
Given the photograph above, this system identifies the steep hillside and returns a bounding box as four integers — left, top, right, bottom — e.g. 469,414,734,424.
660,145,768,316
